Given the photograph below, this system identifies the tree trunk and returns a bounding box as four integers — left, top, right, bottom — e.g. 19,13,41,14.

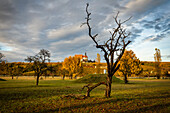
12,75,13,79
157,75,160,79
82,82,107,97
70,74,73,79
105,76,112,98
124,74,128,84
62,75,65,80
36,74,40,86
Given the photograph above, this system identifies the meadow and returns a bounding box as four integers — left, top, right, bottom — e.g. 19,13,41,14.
0,77,170,113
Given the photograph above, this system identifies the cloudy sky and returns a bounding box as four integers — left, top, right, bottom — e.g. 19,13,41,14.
0,0,170,62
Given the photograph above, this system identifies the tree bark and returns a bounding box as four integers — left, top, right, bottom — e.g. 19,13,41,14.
62,75,65,80
36,73,40,86
70,74,73,79
124,74,128,84
105,76,112,98
82,82,107,97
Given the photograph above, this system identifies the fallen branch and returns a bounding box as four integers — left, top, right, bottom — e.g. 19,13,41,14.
81,82,108,97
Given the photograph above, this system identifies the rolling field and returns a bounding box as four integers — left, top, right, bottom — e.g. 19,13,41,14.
0,77,170,113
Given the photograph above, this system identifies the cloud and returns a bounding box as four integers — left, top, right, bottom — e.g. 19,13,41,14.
50,35,91,52
0,0,169,62
0,0,16,29
122,0,169,19
143,33,167,42
47,24,85,39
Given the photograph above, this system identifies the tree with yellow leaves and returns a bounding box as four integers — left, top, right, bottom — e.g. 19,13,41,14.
119,50,143,83
154,48,161,79
63,56,82,79
96,53,101,74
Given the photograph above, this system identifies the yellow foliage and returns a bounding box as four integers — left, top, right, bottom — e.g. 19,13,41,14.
63,56,82,76
119,50,143,77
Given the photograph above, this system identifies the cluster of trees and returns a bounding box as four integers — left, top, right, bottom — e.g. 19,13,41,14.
0,62,24,79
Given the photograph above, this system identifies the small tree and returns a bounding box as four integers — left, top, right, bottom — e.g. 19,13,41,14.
82,3,131,97
63,56,82,79
60,68,69,80
25,49,50,85
154,48,161,79
119,50,143,83
6,63,15,79
0,61,6,75
47,64,56,78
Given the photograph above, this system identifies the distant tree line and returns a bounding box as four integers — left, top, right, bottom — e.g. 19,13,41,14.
0,48,169,86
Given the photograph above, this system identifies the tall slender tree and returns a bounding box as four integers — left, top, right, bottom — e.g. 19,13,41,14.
82,3,131,97
154,48,161,79
96,53,101,74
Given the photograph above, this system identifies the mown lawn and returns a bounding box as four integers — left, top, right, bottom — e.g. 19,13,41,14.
0,77,170,113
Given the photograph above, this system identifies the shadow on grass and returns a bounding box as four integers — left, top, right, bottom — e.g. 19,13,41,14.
0,87,80,101
0,78,7,81
122,103,170,113
0,85,56,89
40,95,170,113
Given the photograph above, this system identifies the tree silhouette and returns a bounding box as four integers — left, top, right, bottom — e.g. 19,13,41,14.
25,49,50,85
82,3,131,97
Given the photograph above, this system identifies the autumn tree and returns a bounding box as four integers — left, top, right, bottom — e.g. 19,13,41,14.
6,63,15,79
0,61,6,75
63,56,82,79
154,48,161,79
60,68,69,80
25,49,50,85
82,3,131,97
47,64,56,78
119,50,143,83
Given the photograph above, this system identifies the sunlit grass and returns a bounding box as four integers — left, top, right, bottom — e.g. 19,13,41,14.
0,77,170,112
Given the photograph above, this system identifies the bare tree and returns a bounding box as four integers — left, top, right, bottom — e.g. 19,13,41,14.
25,49,50,85
82,3,131,97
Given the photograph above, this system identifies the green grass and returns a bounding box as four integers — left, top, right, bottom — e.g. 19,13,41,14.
75,74,123,83
0,77,170,113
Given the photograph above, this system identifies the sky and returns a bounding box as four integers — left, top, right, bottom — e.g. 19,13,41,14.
0,0,170,62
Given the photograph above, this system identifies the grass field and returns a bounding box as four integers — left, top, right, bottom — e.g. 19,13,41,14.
0,77,170,113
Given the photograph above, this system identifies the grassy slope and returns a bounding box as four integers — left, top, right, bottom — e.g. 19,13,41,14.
75,74,123,83
0,77,170,113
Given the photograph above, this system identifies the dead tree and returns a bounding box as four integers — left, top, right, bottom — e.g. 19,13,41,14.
82,82,107,97
82,3,131,98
